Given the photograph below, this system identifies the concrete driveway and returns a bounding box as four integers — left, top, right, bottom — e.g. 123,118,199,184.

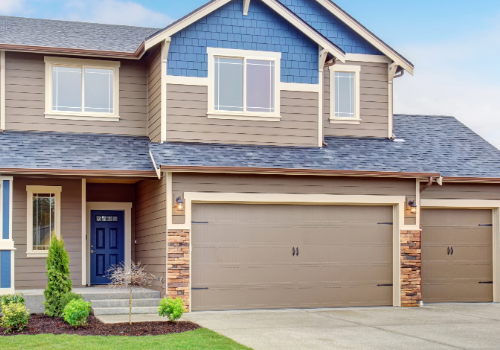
183,303,500,350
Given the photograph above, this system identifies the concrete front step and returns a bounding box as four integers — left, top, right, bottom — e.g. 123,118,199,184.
92,306,160,315
90,298,161,308
80,289,161,301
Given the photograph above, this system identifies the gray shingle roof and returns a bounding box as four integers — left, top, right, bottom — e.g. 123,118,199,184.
0,16,159,53
149,115,500,178
0,131,155,172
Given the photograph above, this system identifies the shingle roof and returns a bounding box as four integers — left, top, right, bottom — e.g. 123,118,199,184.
0,16,159,53
149,115,500,178
0,131,155,172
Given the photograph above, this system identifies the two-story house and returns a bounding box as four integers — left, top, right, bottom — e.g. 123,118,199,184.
1,0,500,312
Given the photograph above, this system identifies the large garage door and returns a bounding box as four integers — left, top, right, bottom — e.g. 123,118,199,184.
191,204,393,311
422,209,493,303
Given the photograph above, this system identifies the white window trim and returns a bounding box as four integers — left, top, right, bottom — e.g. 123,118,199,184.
44,57,120,122
26,186,62,258
207,47,281,122
329,64,361,124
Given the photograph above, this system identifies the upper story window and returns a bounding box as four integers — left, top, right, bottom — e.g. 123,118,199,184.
207,48,281,122
26,186,61,258
329,64,361,124
44,57,120,122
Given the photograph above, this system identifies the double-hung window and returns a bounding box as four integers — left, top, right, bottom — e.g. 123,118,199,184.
44,57,120,121
26,186,61,257
329,65,361,124
208,48,281,121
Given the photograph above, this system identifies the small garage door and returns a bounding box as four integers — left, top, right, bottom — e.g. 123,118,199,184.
422,209,493,303
191,204,394,311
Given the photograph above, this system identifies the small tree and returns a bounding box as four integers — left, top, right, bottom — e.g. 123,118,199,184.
107,261,155,325
44,234,72,317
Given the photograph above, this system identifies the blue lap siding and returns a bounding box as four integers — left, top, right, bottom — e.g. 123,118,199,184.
167,0,319,84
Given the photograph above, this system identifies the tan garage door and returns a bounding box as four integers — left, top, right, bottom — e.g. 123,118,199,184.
191,204,393,311
422,209,493,303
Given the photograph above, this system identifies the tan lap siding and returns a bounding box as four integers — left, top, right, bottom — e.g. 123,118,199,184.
148,47,162,142
421,183,500,200
135,178,167,294
171,173,416,225
324,61,388,138
166,84,319,147
4,52,147,136
13,177,83,289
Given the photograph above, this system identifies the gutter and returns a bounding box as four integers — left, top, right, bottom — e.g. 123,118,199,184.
160,165,441,179
0,168,158,177
442,176,500,184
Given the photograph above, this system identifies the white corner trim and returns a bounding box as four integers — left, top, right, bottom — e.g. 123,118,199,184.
243,0,251,15
316,0,413,74
329,64,361,122
279,82,320,92
318,48,324,148
85,202,132,286
161,38,171,143
81,179,86,286
0,175,14,242
166,75,208,86
0,51,5,131
345,53,392,63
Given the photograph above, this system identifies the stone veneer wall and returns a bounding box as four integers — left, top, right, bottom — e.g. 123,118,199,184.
401,230,422,307
167,230,190,310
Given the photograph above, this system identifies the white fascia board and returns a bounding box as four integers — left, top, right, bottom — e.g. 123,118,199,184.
145,0,346,62
316,0,414,75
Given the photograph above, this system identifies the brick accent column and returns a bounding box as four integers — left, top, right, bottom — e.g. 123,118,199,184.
401,230,422,307
167,230,190,310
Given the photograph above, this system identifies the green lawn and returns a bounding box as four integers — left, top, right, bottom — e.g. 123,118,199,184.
0,328,251,350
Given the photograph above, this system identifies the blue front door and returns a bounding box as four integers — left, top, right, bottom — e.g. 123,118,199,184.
90,210,125,285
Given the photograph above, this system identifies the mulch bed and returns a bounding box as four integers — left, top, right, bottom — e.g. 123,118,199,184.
1,314,199,336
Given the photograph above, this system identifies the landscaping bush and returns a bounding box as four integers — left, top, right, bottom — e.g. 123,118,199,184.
158,297,185,322
43,234,72,317
1,302,30,333
63,299,92,327
60,292,84,312
0,292,25,306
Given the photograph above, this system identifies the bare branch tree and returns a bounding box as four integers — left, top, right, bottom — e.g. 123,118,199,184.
106,261,155,325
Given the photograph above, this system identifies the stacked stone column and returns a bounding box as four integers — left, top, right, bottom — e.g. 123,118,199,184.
167,230,190,310
401,230,422,307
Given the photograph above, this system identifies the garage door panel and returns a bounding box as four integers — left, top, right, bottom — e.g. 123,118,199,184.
422,209,492,303
192,204,393,311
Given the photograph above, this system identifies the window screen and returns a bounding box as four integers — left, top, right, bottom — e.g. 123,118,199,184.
52,67,82,112
214,57,243,112
85,68,114,114
246,60,275,113
32,193,55,251
334,72,355,118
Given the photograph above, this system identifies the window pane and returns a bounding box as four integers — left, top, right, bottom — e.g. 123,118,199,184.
247,60,274,113
214,57,243,112
33,193,55,251
52,66,82,112
335,72,355,118
85,68,114,114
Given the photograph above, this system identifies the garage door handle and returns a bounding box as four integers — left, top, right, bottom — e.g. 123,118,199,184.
447,247,450,255
296,247,299,256
479,281,493,284
292,247,295,256
451,247,453,255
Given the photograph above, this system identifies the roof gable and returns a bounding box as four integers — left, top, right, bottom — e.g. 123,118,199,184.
280,0,382,55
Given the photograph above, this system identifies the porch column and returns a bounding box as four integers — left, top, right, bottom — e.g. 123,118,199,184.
0,176,15,294
401,230,422,306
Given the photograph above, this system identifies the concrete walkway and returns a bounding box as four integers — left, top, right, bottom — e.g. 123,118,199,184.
182,303,500,350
